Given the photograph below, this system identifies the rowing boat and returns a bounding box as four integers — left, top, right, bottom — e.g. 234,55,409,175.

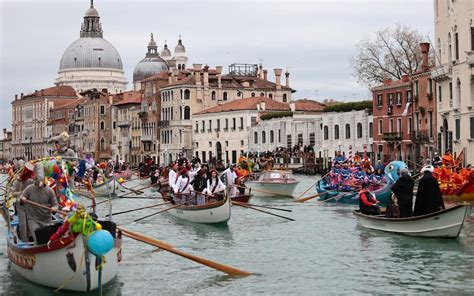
230,194,252,203
165,195,231,224
353,204,472,238
246,171,299,198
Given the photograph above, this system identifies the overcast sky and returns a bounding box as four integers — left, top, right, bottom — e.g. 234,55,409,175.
0,0,434,129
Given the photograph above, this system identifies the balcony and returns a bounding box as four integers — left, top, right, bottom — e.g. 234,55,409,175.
117,119,131,127
138,111,148,119
141,134,153,142
382,132,403,142
431,64,452,81
158,120,169,128
410,130,430,143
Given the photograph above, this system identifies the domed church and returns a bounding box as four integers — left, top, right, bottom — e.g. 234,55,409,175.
55,0,127,93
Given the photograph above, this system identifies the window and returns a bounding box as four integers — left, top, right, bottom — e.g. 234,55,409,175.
195,122,198,133
262,131,266,143
297,134,303,145
254,131,258,144
408,117,413,134
415,81,419,98
309,133,315,146
201,120,205,132
211,91,216,100
278,130,281,143
396,92,402,106
216,119,220,131
225,119,228,130
455,118,460,140
455,32,459,61
471,27,474,51
357,123,363,138
388,93,394,106
100,137,105,150
369,122,373,138
428,79,433,97
428,111,433,138
184,106,190,120
100,121,105,130
269,94,273,99
438,85,442,102
223,92,228,101
270,130,274,143
324,126,329,140
240,117,244,129
260,93,264,97
345,124,351,139
389,119,394,133
471,117,474,139
449,82,453,107
287,134,292,149
100,105,105,115
240,140,244,146
237,91,242,97
233,118,236,130
397,118,402,133
184,89,190,100
208,120,212,132
406,90,412,102
377,94,383,107
251,92,255,97
283,94,287,102
378,119,383,135
334,125,339,140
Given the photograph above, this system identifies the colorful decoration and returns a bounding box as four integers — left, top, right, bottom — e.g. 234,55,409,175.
87,230,114,257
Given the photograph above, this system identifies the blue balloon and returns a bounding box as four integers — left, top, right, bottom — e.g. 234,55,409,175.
87,230,114,256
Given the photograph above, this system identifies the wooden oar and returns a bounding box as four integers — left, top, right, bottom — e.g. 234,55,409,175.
295,172,329,200
134,204,182,222
106,202,170,217
295,192,324,203
233,202,295,221
318,192,351,203
231,201,291,212
117,227,251,276
118,184,153,197
23,199,68,215
233,185,293,198
120,184,144,195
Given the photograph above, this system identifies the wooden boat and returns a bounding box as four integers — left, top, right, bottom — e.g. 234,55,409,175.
3,213,121,291
113,168,132,180
166,195,231,224
442,177,474,205
246,171,299,198
353,204,472,238
230,194,252,203
316,179,393,205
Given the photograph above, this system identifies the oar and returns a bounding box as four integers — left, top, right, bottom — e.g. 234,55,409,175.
23,199,68,215
231,201,291,212
134,204,182,222
118,184,153,197
233,185,293,198
295,172,329,200
117,227,251,276
295,192,324,203
120,184,144,195
233,202,294,221
106,202,170,217
318,192,351,203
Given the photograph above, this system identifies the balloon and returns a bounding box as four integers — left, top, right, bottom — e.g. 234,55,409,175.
118,178,125,183
87,230,114,256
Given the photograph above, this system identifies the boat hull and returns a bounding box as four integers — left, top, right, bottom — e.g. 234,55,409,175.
231,194,252,203
247,182,298,198
167,197,231,224
316,180,392,205
353,205,472,238
7,233,120,292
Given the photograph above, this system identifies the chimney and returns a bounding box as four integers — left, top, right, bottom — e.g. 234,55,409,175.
420,42,430,71
290,102,295,112
168,59,176,70
203,65,209,87
263,69,268,81
216,66,223,88
260,102,266,111
402,74,409,82
274,69,282,90
168,71,173,84
172,69,179,83
259,64,264,79
193,64,202,85
108,95,113,105
285,71,290,87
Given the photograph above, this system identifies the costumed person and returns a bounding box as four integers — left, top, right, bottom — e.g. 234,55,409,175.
203,169,225,202
222,164,237,196
167,163,179,201
390,168,414,218
451,167,464,187
460,164,472,183
190,168,208,205
442,150,455,168
85,154,95,170
358,182,380,215
48,131,77,159
20,162,58,244
172,167,193,204
414,165,445,216
13,160,35,241
432,152,442,167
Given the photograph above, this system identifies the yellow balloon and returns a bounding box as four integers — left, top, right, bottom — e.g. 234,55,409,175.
95,223,102,230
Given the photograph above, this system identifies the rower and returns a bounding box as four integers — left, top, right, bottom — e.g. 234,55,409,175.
358,183,380,215
203,169,225,202
172,167,193,204
13,160,35,242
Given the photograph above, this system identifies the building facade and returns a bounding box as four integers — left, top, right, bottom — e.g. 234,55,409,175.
432,0,474,164
0,129,13,163
11,86,78,160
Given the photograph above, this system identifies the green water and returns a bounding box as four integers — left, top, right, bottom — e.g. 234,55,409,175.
1,175,473,295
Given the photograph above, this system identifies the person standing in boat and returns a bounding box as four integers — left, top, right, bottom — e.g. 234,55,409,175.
390,168,414,218
13,160,35,241
172,167,193,204
190,168,208,205
358,183,380,215
222,164,237,196
414,165,445,216
20,163,58,244
203,169,226,202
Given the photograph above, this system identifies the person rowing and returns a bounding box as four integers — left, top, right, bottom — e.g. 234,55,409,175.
358,182,380,215
203,169,225,202
172,167,193,205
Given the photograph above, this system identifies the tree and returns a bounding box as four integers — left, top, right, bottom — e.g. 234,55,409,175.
351,25,430,88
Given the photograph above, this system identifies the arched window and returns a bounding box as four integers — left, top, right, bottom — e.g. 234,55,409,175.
211,91,216,100
184,89,190,100
345,124,351,139
100,137,105,151
237,91,242,97
251,92,256,97
262,131,266,143
334,125,339,140
269,94,273,99
184,106,191,120
254,131,258,144
223,92,228,101
448,33,452,62
357,123,363,138
270,130,274,143
283,94,287,102
100,121,105,130
260,92,264,97
180,89,183,100
324,126,329,140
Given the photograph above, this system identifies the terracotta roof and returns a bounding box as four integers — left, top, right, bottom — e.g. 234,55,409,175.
294,99,325,112
51,98,86,110
113,91,142,106
23,85,77,98
194,97,290,115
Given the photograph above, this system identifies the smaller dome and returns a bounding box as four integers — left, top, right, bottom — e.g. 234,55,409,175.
175,37,186,53
148,33,157,47
85,7,99,17
133,57,169,82
161,43,171,57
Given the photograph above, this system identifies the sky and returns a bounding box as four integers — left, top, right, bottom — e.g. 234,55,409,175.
0,0,434,130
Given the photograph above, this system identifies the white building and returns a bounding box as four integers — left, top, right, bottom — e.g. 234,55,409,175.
250,109,373,158
55,1,127,93
432,0,474,164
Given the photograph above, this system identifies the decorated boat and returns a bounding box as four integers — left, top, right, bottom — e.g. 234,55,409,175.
165,195,231,224
353,204,472,238
246,171,299,198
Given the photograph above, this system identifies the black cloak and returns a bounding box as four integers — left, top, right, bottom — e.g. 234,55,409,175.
414,171,445,216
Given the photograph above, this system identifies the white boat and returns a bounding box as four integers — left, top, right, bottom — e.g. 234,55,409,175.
166,195,231,224
246,171,299,198
353,204,472,238
4,218,121,292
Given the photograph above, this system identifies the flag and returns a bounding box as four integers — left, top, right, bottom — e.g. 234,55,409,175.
402,102,411,116
456,149,465,167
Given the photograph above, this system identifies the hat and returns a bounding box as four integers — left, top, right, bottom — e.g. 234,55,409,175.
179,166,187,174
24,162,35,172
421,165,434,173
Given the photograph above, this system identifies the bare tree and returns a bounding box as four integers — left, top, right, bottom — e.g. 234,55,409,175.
351,25,429,88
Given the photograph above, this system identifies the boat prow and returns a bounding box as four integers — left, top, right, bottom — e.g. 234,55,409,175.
353,204,472,238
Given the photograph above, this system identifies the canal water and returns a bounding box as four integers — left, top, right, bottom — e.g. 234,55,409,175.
1,175,473,295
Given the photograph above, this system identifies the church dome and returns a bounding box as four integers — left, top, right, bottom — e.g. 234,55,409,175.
133,33,169,83
174,36,186,53
59,37,123,70
85,7,99,17
161,43,171,57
